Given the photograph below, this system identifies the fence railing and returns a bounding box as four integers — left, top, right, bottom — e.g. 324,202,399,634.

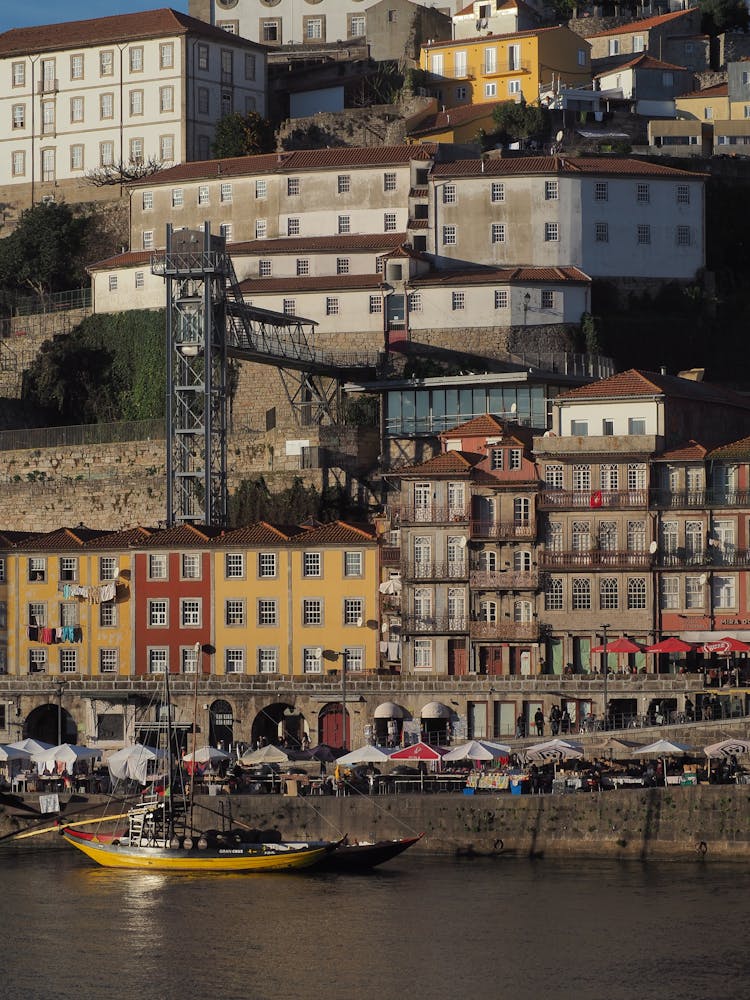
9,287,91,317
0,418,165,453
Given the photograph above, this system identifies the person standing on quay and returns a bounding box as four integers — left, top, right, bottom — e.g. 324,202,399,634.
534,708,545,737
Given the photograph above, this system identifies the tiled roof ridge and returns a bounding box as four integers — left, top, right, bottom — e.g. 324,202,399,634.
422,25,568,49
596,53,689,74
586,8,694,38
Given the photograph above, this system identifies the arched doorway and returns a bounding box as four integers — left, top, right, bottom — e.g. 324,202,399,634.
373,702,407,747
251,701,299,749
319,702,349,751
208,699,234,751
420,701,452,745
26,703,77,746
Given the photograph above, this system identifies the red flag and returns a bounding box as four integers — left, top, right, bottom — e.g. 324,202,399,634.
590,490,602,508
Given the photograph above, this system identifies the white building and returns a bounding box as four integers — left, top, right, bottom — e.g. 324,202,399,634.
0,8,266,212
188,0,463,47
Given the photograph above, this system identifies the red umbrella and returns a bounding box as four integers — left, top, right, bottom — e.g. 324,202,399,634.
645,637,695,654
698,636,750,654
389,741,447,761
591,637,646,653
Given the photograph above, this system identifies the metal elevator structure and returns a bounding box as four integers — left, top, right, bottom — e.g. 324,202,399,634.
153,224,381,529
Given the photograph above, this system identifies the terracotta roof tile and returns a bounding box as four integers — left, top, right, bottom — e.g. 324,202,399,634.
558,369,750,409
396,451,478,476
441,414,507,438
654,440,708,461
411,265,590,287
131,145,438,188
239,273,383,294
289,521,376,544
85,527,154,549
433,155,704,179
595,53,688,76
0,530,38,548
677,82,728,99
0,8,260,56
708,436,750,460
18,526,110,551
407,101,508,137
141,524,226,548
422,25,567,50
219,522,298,545
587,9,694,38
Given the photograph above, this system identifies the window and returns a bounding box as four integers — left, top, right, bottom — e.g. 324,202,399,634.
178,598,200,628
160,87,174,113
259,259,272,277
172,188,183,208
283,299,296,315
545,181,558,201
70,96,84,123
148,600,168,627
336,257,350,276
11,151,25,177
600,464,618,491
58,647,76,675
287,177,300,197
337,174,350,194
245,53,256,79
130,138,144,164
545,465,564,491
490,448,503,471
97,556,116,581
258,552,276,578
296,259,309,276
509,449,522,470
198,87,209,114
662,72,674,88
442,183,457,205
136,269,146,289
226,599,246,626
660,577,679,610
384,212,397,232
100,93,113,119
220,223,232,241
637,224,651,245
303,599,323,626
180,553,200,580
685,576,704,609
608,39,619,56
627,520,646,552
217,182,233,205
344,598,364,625
494,289,508,309
225,553,245,578
28,558,46,583
350,13,366,36
304,16,324,39
100,50,114,76
627,463,647,490
544,222,558,242
627,578,647,610
148,553,167,579
545,577,563,611
160,135,174,161
413,639,432,671
179,646,198,674
491,223,505,244
100,603,117,627
257,599,277,626
284,217,299,237
148,648,168,674
713,575,736,609
304,552,321,577
100,142,114,167
676,226,691,247
41,146,55,181
594,182,608,201
677,184,690,205
344,647,364,672
451,291,465,311
12,62,25,87
108,275,118,293
262,19,281,42
384,172,397,192
637,183,650,204
600,578,619,610
408,291,422,312
442,225,457,245
344,551,363,577
572,578,591,610
142,230,154,250
100,649,118,673
142,190,153,211
196,43,209,71
255,218,267,239
258,648,277,674
578,48,587,66
571,421,588,437
303,647,322,673
369,295,382,314
628,417,646,435
595,222,609,243
485,83,498,97
704,106,714,121
338,216,351,235
30,649,47,673
159,43,174,69
541,289,554,309
28,602,46,626
326,297,339,316
490,181,506,204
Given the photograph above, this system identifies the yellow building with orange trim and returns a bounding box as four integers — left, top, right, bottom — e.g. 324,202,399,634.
419,26,591,110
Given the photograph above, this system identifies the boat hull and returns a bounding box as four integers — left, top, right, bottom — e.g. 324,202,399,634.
61,828,331,873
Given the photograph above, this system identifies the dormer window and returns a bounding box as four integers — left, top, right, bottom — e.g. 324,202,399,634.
509,449,522,470
490,448,503,470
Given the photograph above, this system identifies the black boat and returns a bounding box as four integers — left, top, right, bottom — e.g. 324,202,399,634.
311,833,423,871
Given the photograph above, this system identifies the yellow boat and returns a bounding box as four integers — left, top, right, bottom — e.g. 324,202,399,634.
61,798,334,873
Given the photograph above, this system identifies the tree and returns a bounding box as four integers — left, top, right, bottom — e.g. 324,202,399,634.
85,156,166,187
491,100,550,143
699,0,748,33
0,202,89,302
211,112,276,159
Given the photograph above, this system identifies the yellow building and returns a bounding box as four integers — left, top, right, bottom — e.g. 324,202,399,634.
419,26,591,110
675,82,729,121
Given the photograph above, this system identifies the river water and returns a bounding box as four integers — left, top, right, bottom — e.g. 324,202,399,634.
2,846,747,1000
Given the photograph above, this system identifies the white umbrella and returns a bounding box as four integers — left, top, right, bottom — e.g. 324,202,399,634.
639,738,696,787
703,738,750,759
8,739,53,754
336,745,396,766
183,746,231,765
0,745,32,762
108,745,166,783
379,578,402,595
239,745,291,765
443,740,512,762
524,739,584,765
31,743,102,772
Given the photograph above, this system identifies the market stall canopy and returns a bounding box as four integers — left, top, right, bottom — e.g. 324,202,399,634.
378,579,402,595
442,740,511,762
31,744,102,770
336,745,396,766
389,742,448,761
524,739,584,763
108,745,166,783
645,637,695,654
420,701,452,719
8,739,53,754
703,738,750,759
0,745,32,762
373,701,406,719
595,736,646,757
638,739,696,756
591,637,647,653
697,636,750,654
301,744,343,762
239,745,291,765
183,746,230,765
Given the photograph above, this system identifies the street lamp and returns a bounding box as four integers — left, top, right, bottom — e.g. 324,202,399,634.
600,623,610,731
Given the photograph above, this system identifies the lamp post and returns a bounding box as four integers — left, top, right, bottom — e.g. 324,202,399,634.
600,623,610,731
341,651,348,751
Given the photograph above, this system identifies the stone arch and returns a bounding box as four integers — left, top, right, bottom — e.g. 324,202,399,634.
25,702,77,746
208,699,234,750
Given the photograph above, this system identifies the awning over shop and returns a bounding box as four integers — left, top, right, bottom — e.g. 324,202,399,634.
374,701,406,719
682,632,750,644
420,701,452,719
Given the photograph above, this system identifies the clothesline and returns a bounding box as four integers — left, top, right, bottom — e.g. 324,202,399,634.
62,582,117,603
27,625,82,644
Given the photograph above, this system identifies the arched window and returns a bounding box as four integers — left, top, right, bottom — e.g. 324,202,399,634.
600,577,618,610
545,577,563,611
627,577,647,609
572,578,591,610
513,600,532,623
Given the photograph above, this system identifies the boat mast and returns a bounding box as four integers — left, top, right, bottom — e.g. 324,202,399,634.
188,641,201,834
164,666,175,838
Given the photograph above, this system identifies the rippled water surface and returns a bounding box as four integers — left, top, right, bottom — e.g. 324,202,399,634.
2,846,748,1000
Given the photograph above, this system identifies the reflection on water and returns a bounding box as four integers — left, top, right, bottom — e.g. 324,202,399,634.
2,847,748,1000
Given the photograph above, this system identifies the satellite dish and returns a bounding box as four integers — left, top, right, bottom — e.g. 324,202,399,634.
381,622,389,633
194,641,202,654
699,574,707,586
314,647,323,659
356,616,364,628
113,565,121,578
649,541,658,554
510,402,517,413
543,430,551,437
458,537,467,548
556,130,564,142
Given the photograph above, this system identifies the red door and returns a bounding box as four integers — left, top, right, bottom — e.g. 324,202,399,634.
448,639,468,676
320,705,350,750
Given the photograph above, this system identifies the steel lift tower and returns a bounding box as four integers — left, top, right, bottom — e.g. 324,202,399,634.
154,225,380,529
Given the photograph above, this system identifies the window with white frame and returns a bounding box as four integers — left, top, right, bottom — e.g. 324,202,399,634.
12,61,25,86
491,181,505,203
676,184,690,204
545,577,563,611
494,289,508,309
296,258,309,276
302,598,322,626
303,647,322,673
100,92,113,119
108,275,118,292
637,224,652,245
338,216,350,235
442,225,457,245
541,289,554,309
171,188,183,208
159,42,174,69
100,141,114,166
685,576,704,609
485,82,498,97
443,183,457,205
509,448,522,470
413,638,432,670
594,181,608,201
572,465,591,493
220,182,232,203
255,218,267,239
303,552,321,577
225,648,245,674
226,599,246,625
161,135,174,161
595,222,609,243
30,649,47,673
255,179,267,199
60,603,78,627
29,557,46,583
490,448,503,470
384,172,397,192
344,551,363,577
513,599,532,623
636,183,650,203
100,50,114,75
197,44,209,70
100,602,117,627
135,271,145,289
627,577,647,609
255,552,275,578
159,86,174,113
627,463,647,490
148,553,167,579
452,291,465,310
545,180,558,200
181,598,201,627
148,648,168,673
571,578,591,610
384,212,397,232
283,299,296,316
408,291,422,312
369,295,382,314
491,223,505,243
100,649,118,673
676,226,691,246
11,151,25,177
326,297,339,316
544,222,558,242
258,647,277,673
148,599,168,627
12,104,25,129
287,177,300,196
61,649,78,673
713,575,736,609
219,223,232,241
288,217,300,236
180,646,199,673
130,138,144,164
660,577,679,610
600,577,618,610
259,259,272,277
344,598,364,625
336,258,350,275
627,520,647,552
225,553,244,578
257,599,277,625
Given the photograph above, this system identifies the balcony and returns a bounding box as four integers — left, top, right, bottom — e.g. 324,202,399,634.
470,620,540,641
470,520,536,540
403,561,468,581
656,549,750,569
539,490,648,510
540,550,652,570
470,569,539,590
401,615,468,634
380,546,401,567
651,489,750,509
400,506,471,525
